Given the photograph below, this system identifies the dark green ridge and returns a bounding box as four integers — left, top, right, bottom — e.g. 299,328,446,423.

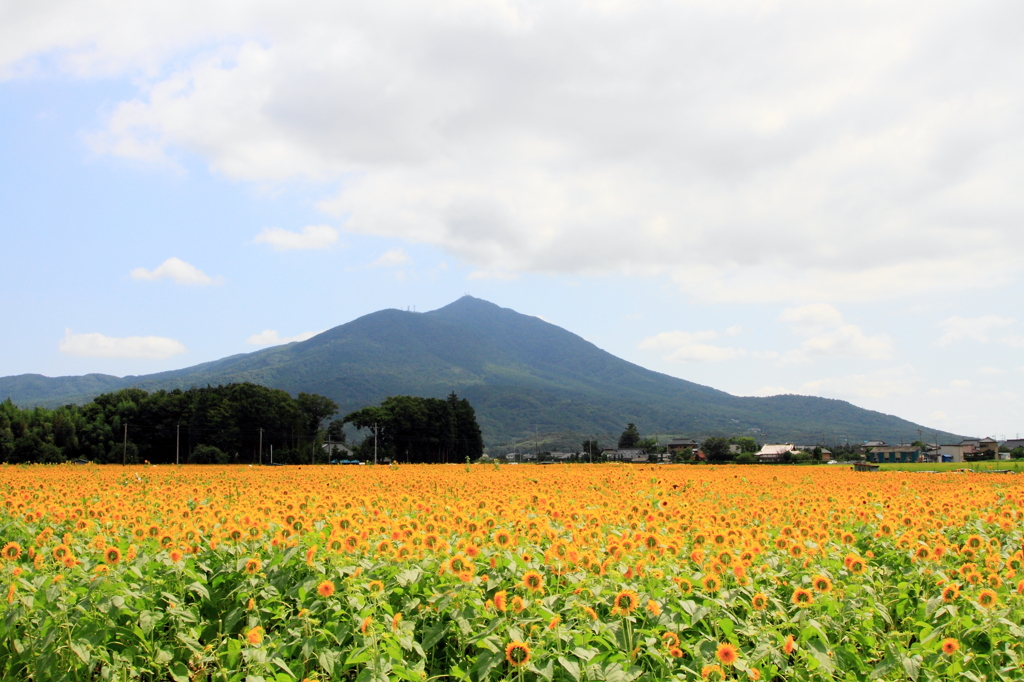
0,296,963,446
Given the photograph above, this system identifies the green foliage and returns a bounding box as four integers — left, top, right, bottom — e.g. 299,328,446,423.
0,384,336,465
618,423,641,449
1011,446,1024,459
670,448,693,463
702,436,732,463
735,452,758,464
188,443,228,464
344,393,484,463
1,297,966,447
326,419,347,443
730,436,759,453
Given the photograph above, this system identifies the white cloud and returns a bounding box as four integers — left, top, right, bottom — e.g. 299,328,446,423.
59,329,186,359
466,269,519,280
799,364,921,400
254,225,338,251
977,366,1002,375
936,315,1015,345
130,257,218,285
778,304,892,362
639,330,746,363
9,2,1022,303
245,329,321,346
998,334,1024,348
368,249,410,267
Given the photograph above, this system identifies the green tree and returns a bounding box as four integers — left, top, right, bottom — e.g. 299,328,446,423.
326,419,347,443
344,394,484,464
618,423,641,449
581,439,601,460
702,437,732,463
296,392,339,438
812,446,823,463
190,444,228,464
671,448,693,464
731,436,758,453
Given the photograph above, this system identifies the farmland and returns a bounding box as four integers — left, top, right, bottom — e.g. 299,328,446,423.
2,464,1024,681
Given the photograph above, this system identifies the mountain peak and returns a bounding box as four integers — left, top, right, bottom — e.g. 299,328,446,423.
0,297,962,446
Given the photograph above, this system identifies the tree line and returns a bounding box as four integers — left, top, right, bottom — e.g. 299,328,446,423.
343,393,484,464
0,383,338,465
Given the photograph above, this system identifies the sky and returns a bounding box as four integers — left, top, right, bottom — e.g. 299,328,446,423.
1,0,1022,441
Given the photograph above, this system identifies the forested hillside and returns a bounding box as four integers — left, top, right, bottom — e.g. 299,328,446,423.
0,384,337,465
0,297,964,447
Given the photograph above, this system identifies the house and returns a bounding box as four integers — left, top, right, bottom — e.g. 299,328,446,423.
616,449,650,463
756,443,796,463
938,444,965,463
867,445,923,464
959,437,1000,460
1002,439,1024,452
795,445,832,458
323,442,353,459
666,438,699,453
920,445,944,463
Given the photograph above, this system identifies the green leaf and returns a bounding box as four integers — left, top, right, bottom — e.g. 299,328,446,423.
227,638,242,669
169,662,191,682
901,655,921,682
70,640,90,665
139,610,156,636
395,568,423,587
187,581,210,600
717,618,734,637
868,656,895,680
558,656,582,682
270,657,297,679
448,664,471,682
690,606,711,626
473,650,503,680
421,621,446,651
318,650,339,676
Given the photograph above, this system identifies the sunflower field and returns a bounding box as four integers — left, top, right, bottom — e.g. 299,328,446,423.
3,463,1024,682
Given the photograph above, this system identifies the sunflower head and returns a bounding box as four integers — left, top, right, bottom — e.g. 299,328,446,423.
716,643,739,666
612,589,640,615
505,641,531,667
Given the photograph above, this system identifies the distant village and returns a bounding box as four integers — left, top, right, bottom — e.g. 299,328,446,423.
488,436,1024,465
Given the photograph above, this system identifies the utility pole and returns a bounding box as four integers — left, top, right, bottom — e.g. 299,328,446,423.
122,423,127,465
373,422,378,465
258,428,263,465
176,422,180,465
270,444,273,465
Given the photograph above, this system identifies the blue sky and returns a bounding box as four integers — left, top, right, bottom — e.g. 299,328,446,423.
2,1,1023,440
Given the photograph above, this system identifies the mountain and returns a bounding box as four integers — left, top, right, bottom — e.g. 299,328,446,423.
0,296,962,446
